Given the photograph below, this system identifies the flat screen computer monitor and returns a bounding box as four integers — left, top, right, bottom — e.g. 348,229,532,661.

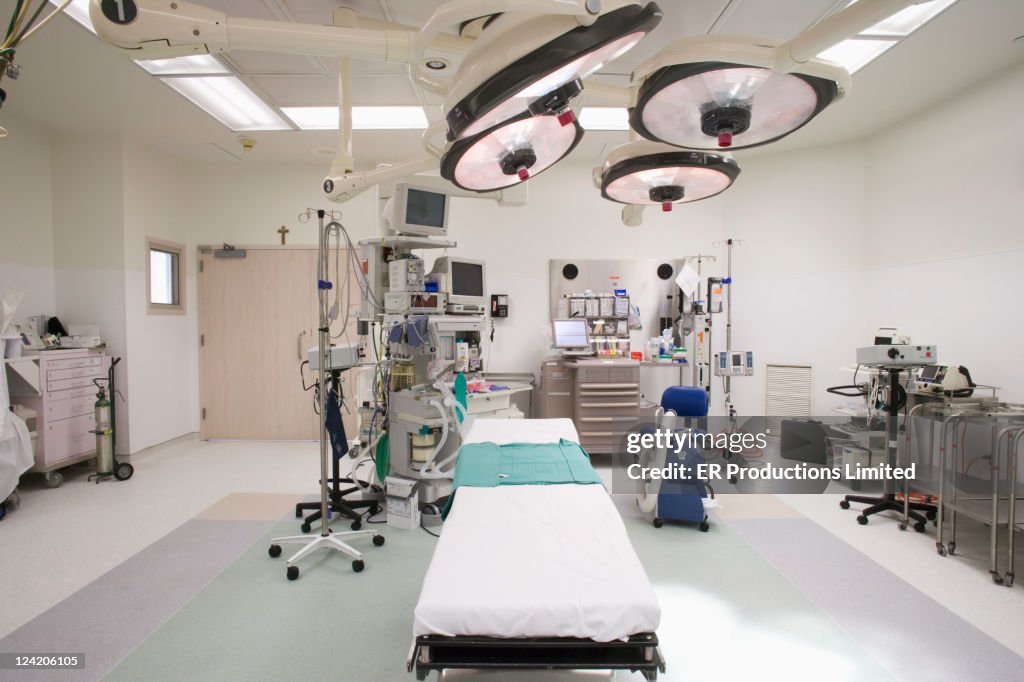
552,319,590,349
384,183,449,237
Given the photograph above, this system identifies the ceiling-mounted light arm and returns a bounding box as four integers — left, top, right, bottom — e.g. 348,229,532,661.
408,0,603,96
579,79,633,106
421,121,449,159
774,0,928,72
323,156,440,203
621,204,645,227
86,0,472,61
331,8,357,178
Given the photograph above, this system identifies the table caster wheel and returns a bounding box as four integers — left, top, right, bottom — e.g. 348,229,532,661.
899,522,907,531
287,566,299,581
936,544,947,557
268,544,282,558
114,462,134,481
926,510,937,521
914,521,926,533
1005,573,1015,587
839,500,850,510
653,517,663,528
856,515,868,525
351,520,362,531
373,534,385,547
948,543,956,555
43,471,63,489
991,572,1003,585
699,521,709,533
300,522,311,533
352,560,365,573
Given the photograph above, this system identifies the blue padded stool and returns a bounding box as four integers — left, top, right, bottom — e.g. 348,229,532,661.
652,386,711,531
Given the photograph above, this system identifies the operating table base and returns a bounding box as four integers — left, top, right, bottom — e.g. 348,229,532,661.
840,493,938,533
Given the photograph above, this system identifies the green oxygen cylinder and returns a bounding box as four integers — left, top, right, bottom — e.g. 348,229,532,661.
454,371,468,423
94,386,114,475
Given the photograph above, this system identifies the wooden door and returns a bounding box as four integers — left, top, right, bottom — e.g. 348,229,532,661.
198,247,362,441
199,248,317,440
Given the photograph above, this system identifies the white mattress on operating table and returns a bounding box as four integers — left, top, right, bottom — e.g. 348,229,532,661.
413,418,661,642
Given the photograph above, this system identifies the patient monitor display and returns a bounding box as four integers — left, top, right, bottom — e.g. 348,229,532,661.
430,257,486,314
553,319,590,349
384,183,449,237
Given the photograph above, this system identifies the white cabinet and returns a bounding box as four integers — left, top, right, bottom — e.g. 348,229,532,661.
7,349,109,473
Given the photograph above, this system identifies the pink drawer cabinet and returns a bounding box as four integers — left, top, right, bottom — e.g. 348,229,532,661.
9,349,110,476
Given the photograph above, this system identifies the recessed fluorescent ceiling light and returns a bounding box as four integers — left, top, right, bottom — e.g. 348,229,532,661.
50,0,94,34
579,107,630,131
817,39,896,74
857,0,958,37
161,77,289,131
137,55,231,75
281,106,429,130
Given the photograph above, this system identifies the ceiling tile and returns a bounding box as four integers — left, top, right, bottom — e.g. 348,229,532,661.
713,0,842,42
223,51,324,75
252,73,426,107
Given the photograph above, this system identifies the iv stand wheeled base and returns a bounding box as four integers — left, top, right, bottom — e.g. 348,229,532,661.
269,529,385,580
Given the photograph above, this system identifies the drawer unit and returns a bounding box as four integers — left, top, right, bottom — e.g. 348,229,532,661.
46,393,98,421
40,413,97,466
45,356,103,371
465,392,512,414
46,365,107,382
47,375,105,392
565,359,641,454
8,349,109,472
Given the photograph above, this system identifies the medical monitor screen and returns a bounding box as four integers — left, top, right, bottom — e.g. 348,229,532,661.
919,365,939,381
451,261,484,297
406,188,446,228
553,319,590,349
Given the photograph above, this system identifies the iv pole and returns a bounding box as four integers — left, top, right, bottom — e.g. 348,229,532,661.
267,208,384,580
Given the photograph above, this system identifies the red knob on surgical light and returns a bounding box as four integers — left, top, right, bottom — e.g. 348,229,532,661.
517,166,530,181
557,109,576,127
662,202,672,212
718,131,733,147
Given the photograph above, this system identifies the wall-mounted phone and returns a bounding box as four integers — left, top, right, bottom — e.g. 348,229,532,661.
16,324,44,350
490,294,508,318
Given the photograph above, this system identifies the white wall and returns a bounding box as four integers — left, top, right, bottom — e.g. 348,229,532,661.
50,134,132,451
723,141,868,417
0,116,56,321
861,61,1024,403
183,161,726,378
121,142,200,451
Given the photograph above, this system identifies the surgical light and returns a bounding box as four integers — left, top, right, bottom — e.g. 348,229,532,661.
441,113,583,192
629,38,850,151
444,2,662,141
598,142,740,212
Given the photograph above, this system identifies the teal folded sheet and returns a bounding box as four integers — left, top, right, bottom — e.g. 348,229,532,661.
442,439,602,518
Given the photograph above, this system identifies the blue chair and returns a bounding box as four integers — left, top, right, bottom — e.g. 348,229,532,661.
652,386,711,531
660,386,708,419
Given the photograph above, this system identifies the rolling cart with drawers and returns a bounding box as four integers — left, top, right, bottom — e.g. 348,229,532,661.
6,348,111,488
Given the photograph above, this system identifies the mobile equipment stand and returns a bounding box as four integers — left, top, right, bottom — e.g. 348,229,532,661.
839,366,937,531
294,371,382,533
267,209,384,580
